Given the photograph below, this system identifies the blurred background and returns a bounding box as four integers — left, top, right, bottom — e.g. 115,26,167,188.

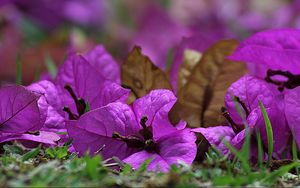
0,0,299,84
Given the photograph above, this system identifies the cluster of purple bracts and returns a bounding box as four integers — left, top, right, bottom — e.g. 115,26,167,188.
2,29,300,171
0,45,196,172
196,29,300,160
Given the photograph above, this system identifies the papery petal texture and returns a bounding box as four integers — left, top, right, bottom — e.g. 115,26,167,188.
66,102,140,159
88,81,130,110
228,29,300,77
0,131,60,146
27,80,65,130
56,54,127,112
132,89,177,140
285,87,300,147
193,126,235,154
124,128,196,172
0,86,45,133
83,45,120,83
247,106,290,156
225,75,276,125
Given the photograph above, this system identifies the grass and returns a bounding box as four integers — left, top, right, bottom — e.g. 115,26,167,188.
259,100,274,165
1,100,299,187
0,143,299,187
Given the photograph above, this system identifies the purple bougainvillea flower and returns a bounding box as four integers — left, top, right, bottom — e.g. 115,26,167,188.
27,80,65,132
193,75,290,159
225,75,276,125
0,131,60,146
228,29,300,78
227,29,300,152
55,46,129,120
66,90,197,172
225,75,290,158
132,6,190,70
0,85,45,134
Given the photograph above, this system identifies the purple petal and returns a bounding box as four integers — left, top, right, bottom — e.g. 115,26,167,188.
124,128,196,172
88,81,130,110
0,86,45,133
0,131,60,146
132,6,190,69
228,29,300,77
83,45,120,83
63,0,106,26
56,54,127,112
285,87,300,148
225,75,277,126
230,130,245,150
27,80,65,130
132,89,177,140
66,102,140,159
192,126,235,154
248,106,290,156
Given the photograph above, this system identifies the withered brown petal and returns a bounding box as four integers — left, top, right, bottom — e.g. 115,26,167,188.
169,40,243,128
121,46,172,103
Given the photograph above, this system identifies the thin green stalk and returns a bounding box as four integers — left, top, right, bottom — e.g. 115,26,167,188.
224,140,251,174
16,55,22,85
292,139,299,175
256,130,263,170
258,100,273,166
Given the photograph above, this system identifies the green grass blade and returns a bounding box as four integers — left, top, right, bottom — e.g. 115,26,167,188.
16,55,22,85
22,145,41,161
85,102,90,113
45,55,57,79
258,100,273,166
292,139,298,161
256,130,263,169
166,47,174,70
232,96,250,164
262,162,300,185
292,139,299,175
34,68,41,81
224,140,251,174
241,128,250,164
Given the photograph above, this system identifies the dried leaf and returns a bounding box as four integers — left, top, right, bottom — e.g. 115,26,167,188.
169,40,243,128
203,60,247,126
121,46,172,103
177,49,202,91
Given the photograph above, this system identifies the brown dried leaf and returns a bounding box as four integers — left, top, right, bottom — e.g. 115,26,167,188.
203,60,247,127
121,46,172,103
177,49,202,91
169,39,242,128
